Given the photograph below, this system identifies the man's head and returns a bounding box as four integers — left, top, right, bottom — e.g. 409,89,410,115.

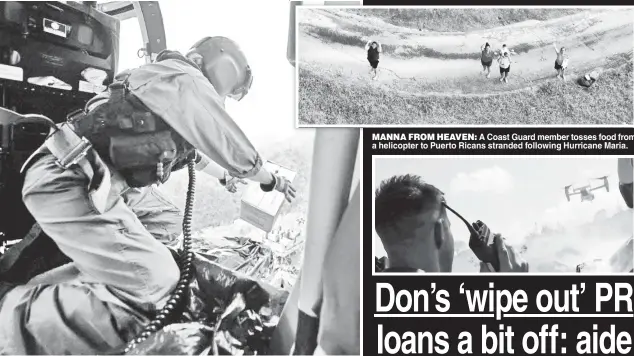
375,175,454,272
485,42,490,49
502,44,507,48
371,42,378,49
186,36,253,101
561,47,566,53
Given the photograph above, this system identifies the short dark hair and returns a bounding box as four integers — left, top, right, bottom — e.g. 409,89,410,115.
375,175,444,232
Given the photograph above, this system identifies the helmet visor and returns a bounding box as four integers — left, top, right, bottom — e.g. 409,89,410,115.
228,65,253,101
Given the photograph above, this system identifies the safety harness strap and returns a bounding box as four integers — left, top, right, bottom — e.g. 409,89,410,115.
36,78,139,214
43,123,112,214
0,223,42,274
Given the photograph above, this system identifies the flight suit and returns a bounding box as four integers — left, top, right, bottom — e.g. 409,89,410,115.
0,57,263,354
0,152,181,354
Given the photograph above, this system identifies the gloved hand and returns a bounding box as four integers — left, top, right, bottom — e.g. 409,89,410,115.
273,174,297,203
221,171,247,193
479,234,529,273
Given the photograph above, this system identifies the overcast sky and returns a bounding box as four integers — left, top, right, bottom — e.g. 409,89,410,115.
373,157,631,257
117,0,300,148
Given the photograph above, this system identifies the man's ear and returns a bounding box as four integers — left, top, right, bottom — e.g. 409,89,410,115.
434,218,444,249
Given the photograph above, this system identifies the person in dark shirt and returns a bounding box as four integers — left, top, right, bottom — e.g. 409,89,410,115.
365,40,382,80
480,42,494,78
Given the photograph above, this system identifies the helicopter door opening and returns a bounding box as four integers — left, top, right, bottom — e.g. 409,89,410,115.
97,1,166,72
274,2,362,354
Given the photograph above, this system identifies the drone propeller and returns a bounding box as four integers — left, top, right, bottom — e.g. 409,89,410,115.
564,185,573,202
590,175,610,192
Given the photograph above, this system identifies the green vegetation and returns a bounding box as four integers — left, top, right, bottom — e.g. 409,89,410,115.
161,136,314,231
298,59,633,125
303,25,482,60
301,23,606,60
344,9,585,32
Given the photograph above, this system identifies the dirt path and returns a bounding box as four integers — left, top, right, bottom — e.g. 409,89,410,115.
298,8,633,94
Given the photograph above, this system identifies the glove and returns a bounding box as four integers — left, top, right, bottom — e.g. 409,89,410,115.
220,171,247,193
261,174,297,203
274,175,297,203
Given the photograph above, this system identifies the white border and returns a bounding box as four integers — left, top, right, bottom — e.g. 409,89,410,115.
294,5,634,128
371,154,634,277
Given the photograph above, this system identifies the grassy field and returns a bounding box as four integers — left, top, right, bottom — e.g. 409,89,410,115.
343,9,585,32
298,58,633,125
161,134,314,231
301,23,605,60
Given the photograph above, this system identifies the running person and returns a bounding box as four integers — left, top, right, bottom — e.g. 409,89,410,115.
498,51,511,83
553,43,568,80
365,40,382,80
480,42,494,78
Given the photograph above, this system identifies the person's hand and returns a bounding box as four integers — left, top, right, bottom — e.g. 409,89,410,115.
480,234,528,273
274,175,297,203
222,171,247,193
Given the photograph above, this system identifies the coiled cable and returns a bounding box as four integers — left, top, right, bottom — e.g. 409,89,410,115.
123,160,197,353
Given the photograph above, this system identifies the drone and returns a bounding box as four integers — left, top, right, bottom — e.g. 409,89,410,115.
564,176,609,203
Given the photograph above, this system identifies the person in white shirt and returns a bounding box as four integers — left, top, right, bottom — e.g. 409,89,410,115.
498,51,512,83
500,44,511,57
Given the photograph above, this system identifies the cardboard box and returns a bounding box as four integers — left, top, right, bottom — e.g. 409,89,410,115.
240,161,297,232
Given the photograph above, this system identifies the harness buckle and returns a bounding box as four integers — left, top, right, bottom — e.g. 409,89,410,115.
46,123,93,170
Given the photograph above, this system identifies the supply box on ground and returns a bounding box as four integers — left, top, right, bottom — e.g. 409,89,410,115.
240,161,297,232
